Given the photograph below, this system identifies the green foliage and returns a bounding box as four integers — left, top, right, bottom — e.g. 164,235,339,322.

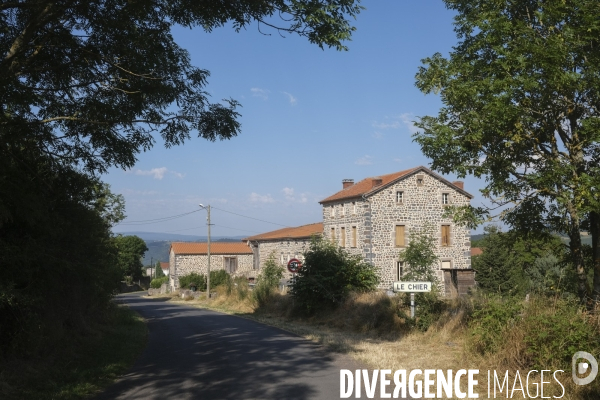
469,296,524,355
523,299,600,370
210,270,231,288
473,226,573,296
226,276,250,301
113,235,148,281
150,276,169,289
291,237,379,313
413,0,600,299
468,295,600,373
398,226,439,284
253,252,285,307
154,261,165,278
179,273,206,291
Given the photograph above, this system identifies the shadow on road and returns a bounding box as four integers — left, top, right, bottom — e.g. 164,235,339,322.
95,293,355,400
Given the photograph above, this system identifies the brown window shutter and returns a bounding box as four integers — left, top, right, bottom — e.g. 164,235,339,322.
352,226,357,247
442,225,450,246
395,225,405,247
341,227,346,247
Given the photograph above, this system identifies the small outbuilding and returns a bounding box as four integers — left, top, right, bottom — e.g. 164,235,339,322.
169,242,253,291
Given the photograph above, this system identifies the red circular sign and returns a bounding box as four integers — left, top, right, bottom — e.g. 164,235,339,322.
287,258,302,273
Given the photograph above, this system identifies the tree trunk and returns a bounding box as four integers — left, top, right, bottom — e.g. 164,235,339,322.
590,211,600,306
569,214,587,303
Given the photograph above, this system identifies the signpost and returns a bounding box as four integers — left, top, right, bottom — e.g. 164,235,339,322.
393,281,432,318
287,258,302,287
287,258,302,274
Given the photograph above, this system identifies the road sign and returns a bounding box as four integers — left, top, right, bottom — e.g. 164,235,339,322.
393,281,432,293
287,258,302,274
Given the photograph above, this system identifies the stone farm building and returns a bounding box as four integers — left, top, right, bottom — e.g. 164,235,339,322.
169,242,253,291
244,223,323,279
319,166,476,296
167,165,477,296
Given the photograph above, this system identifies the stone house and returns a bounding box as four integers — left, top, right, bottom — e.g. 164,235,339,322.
244,223,323,279
160,262,170,276
319,166,476,296
169,242,253,291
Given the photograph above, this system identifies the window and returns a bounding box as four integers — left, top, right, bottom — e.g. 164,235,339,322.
352,226,357,247
280,253,285,265
442,193,449,205
331,205,335,217
341,227,346,247
397,261,405,281
352,202,356,214
396,191,404,203
441,225,451,246
416,175,424,186
341,204,345,216
331,227,336,242
395,225,405,247
224,257,238,273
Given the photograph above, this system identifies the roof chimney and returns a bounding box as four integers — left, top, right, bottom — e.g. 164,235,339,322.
453,181,464,190
371,178,383,189
342,179,354,189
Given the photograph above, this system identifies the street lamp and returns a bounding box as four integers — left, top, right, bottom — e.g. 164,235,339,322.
199,204,211,299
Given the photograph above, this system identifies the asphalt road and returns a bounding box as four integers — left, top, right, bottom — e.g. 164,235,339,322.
95,292,378,400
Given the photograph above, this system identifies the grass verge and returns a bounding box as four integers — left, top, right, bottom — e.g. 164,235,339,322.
161,288,600,399
0,303,147,400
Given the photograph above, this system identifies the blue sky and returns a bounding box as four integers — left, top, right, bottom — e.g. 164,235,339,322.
108,1,488,238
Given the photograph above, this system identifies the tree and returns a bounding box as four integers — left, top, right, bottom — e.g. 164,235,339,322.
154,261,165,278
253,252,285,306
290,237,378,313
398,225,439,284
413,0,600,301
113,235,148,280
1,0,363,176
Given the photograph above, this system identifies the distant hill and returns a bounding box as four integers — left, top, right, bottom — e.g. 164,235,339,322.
470,232,592,247
116,231,245,242
130,232,246,265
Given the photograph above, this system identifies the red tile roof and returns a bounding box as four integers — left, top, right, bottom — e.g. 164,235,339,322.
319,166,473,203
170,242,252,255
471,247,483,256
244,223,323,242
160,262,169,269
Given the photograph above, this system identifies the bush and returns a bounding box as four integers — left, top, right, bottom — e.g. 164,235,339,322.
290,237,378,313
179,273,206,290
150,276,168,289
468,295,523,354
209,270,231,288
253,252,284,307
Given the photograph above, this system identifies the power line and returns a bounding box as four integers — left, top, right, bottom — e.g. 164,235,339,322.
116,209,200,226
211,206,290,228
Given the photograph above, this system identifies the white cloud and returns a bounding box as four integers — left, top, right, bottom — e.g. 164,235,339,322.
394,158,403,163
249,192,274,203
372,120,401,129
134,167,184,180
372,113,421,135
281,91,297,105
251,87,270,100
396,113,420,135
355,155,373,165
135,167,168,180
371,131,384,139
282,187,295,200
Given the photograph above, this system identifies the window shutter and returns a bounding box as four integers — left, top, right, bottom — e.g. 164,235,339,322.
395,225,405,247
442,225,450,246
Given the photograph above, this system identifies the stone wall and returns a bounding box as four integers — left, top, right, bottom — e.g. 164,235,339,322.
251,239,315,279
323,171,471,292
171,253,254,290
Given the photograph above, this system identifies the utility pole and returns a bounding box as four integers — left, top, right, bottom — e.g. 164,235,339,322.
200,204,211,300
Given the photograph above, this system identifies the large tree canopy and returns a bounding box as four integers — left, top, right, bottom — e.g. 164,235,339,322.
1,0,362,174
414,0,600,300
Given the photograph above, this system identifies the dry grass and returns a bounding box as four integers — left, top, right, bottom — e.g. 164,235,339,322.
157,289,599,399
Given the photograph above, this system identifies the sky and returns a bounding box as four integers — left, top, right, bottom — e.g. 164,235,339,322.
108,1,489,238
